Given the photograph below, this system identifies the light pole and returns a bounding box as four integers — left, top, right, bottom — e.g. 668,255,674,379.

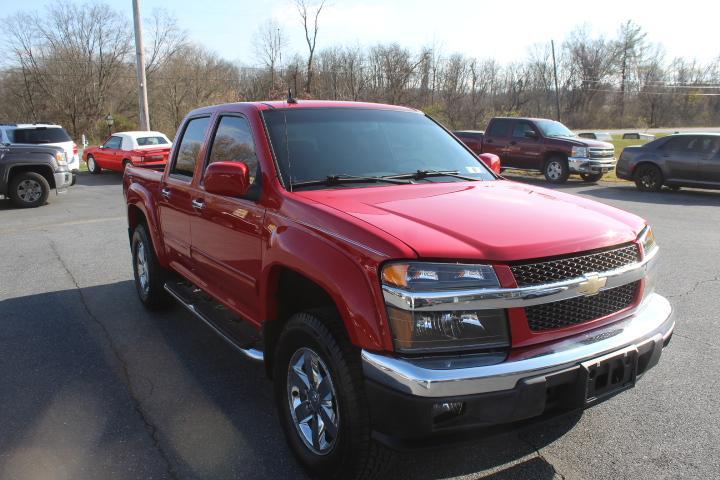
105,114,115,137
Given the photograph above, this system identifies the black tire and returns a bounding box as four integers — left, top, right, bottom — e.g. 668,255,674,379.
666,185,681,191
634,164,663,192
71,174,77,186
9,171,50,208
87,155,101,174
274,310,392,480
131,223,171,310
543,156,570,183
580,172,604,183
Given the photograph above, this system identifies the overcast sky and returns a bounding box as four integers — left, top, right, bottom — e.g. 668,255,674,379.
4,0,719,65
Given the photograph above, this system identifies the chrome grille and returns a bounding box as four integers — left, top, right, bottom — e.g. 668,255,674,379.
589,148,614,159
525,282,639,331
510,244,640,287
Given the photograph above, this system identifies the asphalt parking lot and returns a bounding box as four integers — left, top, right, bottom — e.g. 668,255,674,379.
1,172,719,480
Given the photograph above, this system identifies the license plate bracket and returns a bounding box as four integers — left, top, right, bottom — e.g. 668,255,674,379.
582,347,638,406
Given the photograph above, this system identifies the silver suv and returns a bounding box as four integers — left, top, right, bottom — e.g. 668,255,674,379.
0,124,80,184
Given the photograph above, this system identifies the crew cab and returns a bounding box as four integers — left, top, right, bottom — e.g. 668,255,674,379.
477,117,616,183
124,101,673,480
1,142,72,207
84,131,171,174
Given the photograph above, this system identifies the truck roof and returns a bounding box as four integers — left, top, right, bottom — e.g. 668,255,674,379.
187,100,421,117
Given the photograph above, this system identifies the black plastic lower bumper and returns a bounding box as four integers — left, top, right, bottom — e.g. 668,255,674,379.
366,333,668,448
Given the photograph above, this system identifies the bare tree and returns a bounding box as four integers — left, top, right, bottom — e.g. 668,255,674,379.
295,0,325,94
253,19,286,90
615,20,646,122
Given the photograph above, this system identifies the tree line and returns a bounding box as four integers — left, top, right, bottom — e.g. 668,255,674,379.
1,1,718,142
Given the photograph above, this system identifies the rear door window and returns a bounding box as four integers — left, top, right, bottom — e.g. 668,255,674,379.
661,137,693,152
172,116,211,178
11,127,72,144
487,119,513,138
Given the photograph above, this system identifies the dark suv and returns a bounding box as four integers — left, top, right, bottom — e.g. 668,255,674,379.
616,133,720,191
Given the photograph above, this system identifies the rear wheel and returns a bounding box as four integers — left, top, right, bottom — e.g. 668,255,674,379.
634,164,663,192
131,224,171,310
9,172,50,208
580,172,604,183
274,310,391,479
87,155,101,174
543,156,570,183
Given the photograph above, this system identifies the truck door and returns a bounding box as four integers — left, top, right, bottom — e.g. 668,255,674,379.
482,119,514,166
506,121,544,170
190,114,265,324
158,115,211,278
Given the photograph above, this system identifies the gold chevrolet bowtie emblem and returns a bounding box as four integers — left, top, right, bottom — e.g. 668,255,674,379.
578,274,607,296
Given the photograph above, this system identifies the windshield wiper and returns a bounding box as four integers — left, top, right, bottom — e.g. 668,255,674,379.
384,169,479,181
290,174,412,189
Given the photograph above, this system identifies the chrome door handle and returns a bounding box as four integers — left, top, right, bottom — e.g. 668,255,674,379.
161,188,171,198
191,199,205,210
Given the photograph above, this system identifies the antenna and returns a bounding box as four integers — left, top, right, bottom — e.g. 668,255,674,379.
287,89,298,104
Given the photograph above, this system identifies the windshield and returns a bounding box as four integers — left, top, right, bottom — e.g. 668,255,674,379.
10,127,72,144
535,120,576,138
262,108,495,189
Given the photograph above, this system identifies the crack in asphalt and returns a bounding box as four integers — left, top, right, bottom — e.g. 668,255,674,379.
49,241,180,480
671,332,719,351
666,274,720,300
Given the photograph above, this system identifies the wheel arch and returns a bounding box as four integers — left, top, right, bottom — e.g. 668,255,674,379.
8,164,55,189
126,184,168,267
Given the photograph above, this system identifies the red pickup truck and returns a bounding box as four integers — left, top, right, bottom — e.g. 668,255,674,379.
455,118,616,183
124,101,673,480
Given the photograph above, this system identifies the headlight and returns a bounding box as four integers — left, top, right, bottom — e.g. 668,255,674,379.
571,146,588,158
638,226,658,300
638,225,657,256
381,262,510,353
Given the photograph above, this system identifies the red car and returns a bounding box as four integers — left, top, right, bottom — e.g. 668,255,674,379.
124,100,672,480
84,131,172,173
453,129,502,174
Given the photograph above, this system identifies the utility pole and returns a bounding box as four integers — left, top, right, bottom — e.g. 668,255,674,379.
132,0,150,130
551,40,561,122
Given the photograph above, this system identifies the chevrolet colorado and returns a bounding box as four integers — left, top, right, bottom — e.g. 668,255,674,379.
124,101,673,479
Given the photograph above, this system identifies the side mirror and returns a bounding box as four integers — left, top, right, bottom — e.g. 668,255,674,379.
524,131,538,140
204,161,251,197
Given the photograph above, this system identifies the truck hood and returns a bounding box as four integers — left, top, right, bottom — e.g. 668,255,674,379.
552,137,613,149
296,180,645,261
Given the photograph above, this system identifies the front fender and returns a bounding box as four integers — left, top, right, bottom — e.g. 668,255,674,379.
126,182,169,267
261,216,393,352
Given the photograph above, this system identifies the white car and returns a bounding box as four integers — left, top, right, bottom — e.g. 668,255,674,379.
0,124,80,184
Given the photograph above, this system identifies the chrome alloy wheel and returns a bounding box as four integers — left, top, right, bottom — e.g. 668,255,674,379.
17,179,43,203
546,161,563,180
287,347,339,455
135,241,149,295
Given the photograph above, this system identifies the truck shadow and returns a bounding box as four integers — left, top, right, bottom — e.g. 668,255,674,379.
74,171,124,186
0,281,581,480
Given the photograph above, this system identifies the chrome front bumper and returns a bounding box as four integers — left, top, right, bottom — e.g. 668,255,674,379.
362,292,673,398
54,171,73,192
568,156,616,173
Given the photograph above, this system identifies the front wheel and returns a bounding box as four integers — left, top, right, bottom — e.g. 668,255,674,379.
544,156,570,183
87,155,101,174
131,224,171,310
9,172,50,208
634,164,663,192
580,172,604,183
274,311,391,479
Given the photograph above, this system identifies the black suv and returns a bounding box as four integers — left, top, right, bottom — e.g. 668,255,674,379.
0,142,73,207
